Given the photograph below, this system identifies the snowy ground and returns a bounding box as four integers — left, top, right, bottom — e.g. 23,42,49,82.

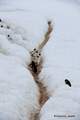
0,0,80,120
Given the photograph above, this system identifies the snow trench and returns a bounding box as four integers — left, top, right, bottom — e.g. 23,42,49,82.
28,21,53,120
0,19,53,120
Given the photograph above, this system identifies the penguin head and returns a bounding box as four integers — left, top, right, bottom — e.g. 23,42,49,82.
1,25,3,27
34,48,36,51
8,35,10,37
65,79,68,83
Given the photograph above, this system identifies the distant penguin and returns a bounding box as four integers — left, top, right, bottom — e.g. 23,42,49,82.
7,35,10,37
65,79,71,87
33,64,37,74
33,50,38,57
1,25,3,28
7,35,12,41
30,48,36,56
29,61,38,74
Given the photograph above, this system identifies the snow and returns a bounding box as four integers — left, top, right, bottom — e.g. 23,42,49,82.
0,53,40,120
0,0,80,120
0,11,48,51
39,0,80,120
0,2,48,119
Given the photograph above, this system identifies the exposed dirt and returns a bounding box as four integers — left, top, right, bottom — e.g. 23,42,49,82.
28,21,53,120
39,21,53,51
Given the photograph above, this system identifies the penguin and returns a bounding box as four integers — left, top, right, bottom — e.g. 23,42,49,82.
33,64,37,74
29,61,38,74
30,48,36,56
33,50,38,57
7,35,12,41
65,79,71,87
8,35,10,37
29,61,35,69
38,53,42,62
33,52,42,65
1,25,3,28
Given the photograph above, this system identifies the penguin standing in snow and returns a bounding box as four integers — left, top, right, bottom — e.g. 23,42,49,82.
30,48,36,56
38,53,42,63
29,61,38,74
0,18,10,29
33,50,38,57
7,35,12,41
65,79,71,87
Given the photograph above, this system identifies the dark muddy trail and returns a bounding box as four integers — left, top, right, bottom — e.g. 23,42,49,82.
28,21,53,120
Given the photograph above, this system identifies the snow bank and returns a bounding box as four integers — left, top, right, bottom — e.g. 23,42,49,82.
0,14,42,119
0,0,50,119
39,98,80,120
0,2,49,119
0,35,31,66
0,11,48,51
0,53,40,120
39,0,80,120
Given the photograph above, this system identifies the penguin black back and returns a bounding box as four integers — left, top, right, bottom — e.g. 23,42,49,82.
33,65,37,74
65,79,71,87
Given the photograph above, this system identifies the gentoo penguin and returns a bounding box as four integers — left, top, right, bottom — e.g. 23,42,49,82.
65,79,71,87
